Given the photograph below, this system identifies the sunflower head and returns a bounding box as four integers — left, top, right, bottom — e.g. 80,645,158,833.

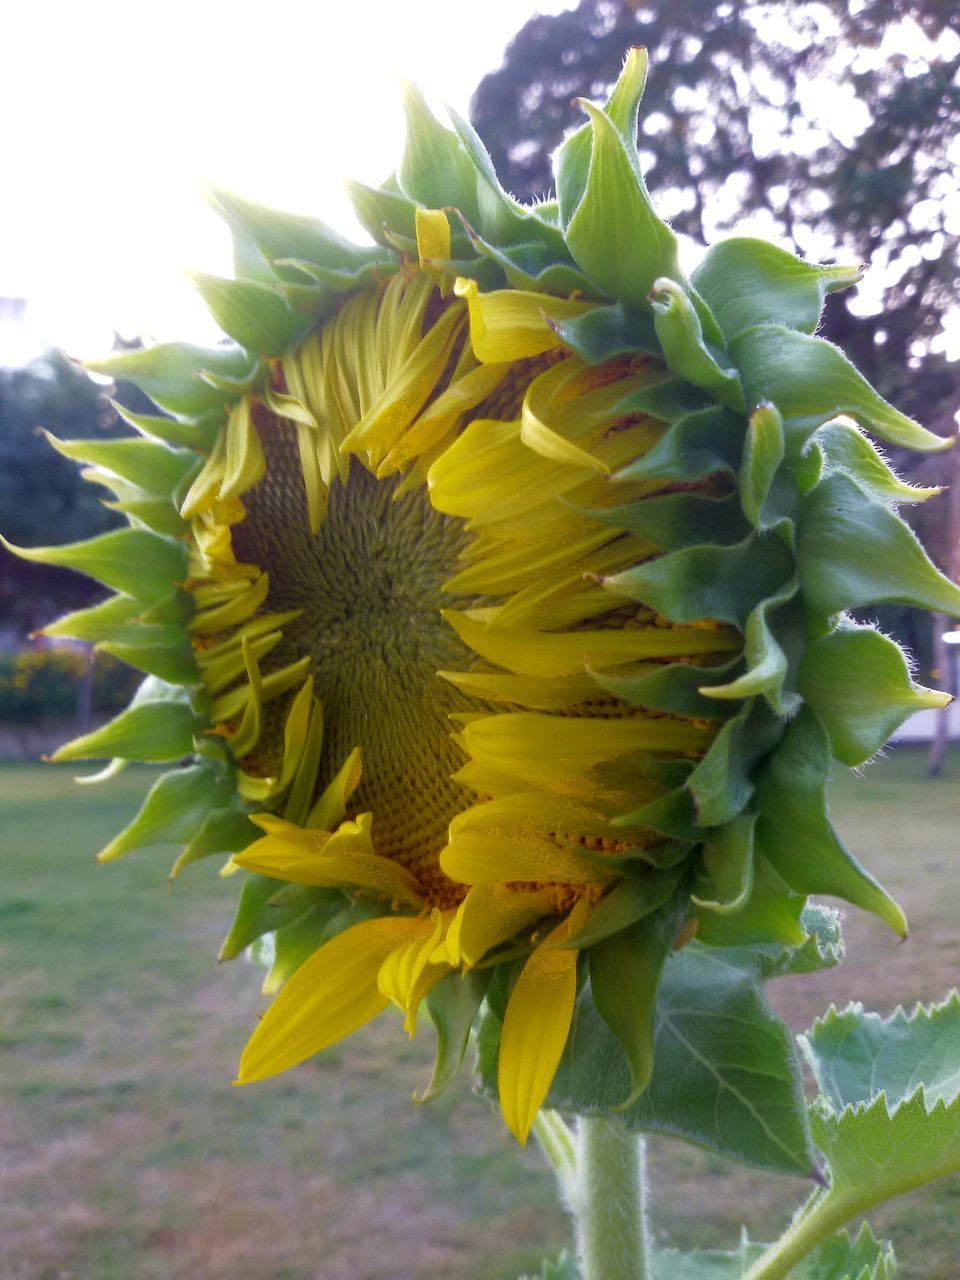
10,48,958,1144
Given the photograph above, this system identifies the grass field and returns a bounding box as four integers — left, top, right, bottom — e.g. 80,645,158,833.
2,749,959,1279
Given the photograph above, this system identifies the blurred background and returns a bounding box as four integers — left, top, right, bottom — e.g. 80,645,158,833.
1,2,959,1277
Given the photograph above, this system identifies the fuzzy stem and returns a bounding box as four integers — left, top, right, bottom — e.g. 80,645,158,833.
744,1187,864,1280
574,1116,650,1280
532,1110,578,1207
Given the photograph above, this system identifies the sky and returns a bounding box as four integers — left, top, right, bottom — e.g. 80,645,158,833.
0,0,577,360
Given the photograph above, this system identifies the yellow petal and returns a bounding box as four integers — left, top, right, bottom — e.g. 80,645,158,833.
443,610,737,679
188,572,271,635
459,711,714,784
498,900,592,1143
220,396,266,502
441,827,617,888
454,277,596,363
235,916,423,1083
415,206,451,266
235,812,424,905
308,745,363,829
377,909,448,1034
444,883,556,969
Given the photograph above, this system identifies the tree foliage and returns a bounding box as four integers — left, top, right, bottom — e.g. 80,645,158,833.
471,0,959,431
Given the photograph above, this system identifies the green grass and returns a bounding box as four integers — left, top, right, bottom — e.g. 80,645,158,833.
2,750,958,1278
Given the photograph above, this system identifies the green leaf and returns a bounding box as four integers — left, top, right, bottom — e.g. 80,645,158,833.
693,238,861,341
693,812,757,914
41,594,148,643
417,970,491,1103
613,407,743,485
519,1250,581,1280
96,760,234,863
803,992,960,1115
651,1225,894,1278
459,233,590,296
728,326,951,452
602,533,793,629
564,100,680,312
168,805,258,878
1,528,185,603
49,679,201,764
649,278,745,411
446,107,568,254
102,493,189,539
97,635,197,685
797,472,960,623
798,624,949,766
589,888,688,1104
539,943,814,1175
565,868,684,951
800,994,960,1238
553,48,649,234
652,1239,765,1279
87,342,260,417
190,274,302,356
755,709,907,937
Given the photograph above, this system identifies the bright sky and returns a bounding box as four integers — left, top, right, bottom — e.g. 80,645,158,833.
0,0,576,359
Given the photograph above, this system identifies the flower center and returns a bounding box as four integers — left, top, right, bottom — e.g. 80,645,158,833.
231,421,479,885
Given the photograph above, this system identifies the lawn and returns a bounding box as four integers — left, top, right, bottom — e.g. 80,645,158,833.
2,749,958,1278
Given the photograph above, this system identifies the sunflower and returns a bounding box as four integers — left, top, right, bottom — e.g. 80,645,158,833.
8,50,958,1144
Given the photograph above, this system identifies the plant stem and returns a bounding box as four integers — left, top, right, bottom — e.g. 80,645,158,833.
532,1110,578,1207
744,1187,862,1280
574,1116,650,1280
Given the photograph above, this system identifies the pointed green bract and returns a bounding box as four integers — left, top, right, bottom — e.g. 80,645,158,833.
50,679,201,764
97,760,235,863
693,238,861,341
755,710,907,937
564,99,680,311
649,277,744,410
798,473,960,623
492,940,818,1177
798,625,949,766
41,431,196,496
589,888,688,1105
417,971,491,1103
604,535,793,629
86,341,261,416
1,528,185,602
189,274,305,356
730,325,950,452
